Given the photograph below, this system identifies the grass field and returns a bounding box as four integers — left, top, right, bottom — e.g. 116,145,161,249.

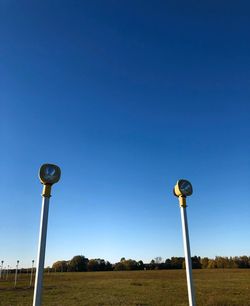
0,269,250,306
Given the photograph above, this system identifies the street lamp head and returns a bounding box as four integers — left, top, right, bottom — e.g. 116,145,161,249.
174,179,193,197
39,164,61,185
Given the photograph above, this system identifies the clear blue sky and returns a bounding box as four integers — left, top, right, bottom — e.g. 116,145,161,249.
1,1,250,268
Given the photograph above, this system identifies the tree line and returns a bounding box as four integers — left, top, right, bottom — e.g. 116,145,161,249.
51,255,250,272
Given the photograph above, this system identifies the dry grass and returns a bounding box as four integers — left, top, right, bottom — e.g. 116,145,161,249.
0,269,250,305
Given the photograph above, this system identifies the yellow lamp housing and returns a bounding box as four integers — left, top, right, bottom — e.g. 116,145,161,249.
174,179,193,197
39,164,61,185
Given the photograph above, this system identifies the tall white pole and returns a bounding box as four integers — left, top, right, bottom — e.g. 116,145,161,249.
15,261,19,288
30,260,34,287
33,196,50,306
0,261,3,279
33,163,61,306
6,265,9,280
180,205,196,306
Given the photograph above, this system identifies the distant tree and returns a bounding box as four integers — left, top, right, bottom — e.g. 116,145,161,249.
114,261,125,271
201,257,209,269
239,256,250,268
114,259,141,271
233,257,241,268
105,261,113,271
61,261,68,272
114,257,127,270
52,261,59,272
234,256,249,268
215,257,228,269
52,254,250,273
228,257,238,268
192,256,202,269
124,259,138,270
88,259,99,272
52,261,68,272
181,257,201,269
149,260,156,270
171,257,184,269
207,259,216,269
137,260,144,270
68,255,88,272
165,259,172,269
87,259,112,272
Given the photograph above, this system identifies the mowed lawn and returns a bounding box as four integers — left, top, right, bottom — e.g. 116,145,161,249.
1,269,250,306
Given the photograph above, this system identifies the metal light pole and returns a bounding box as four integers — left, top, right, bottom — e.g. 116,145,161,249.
6,265,9,280
0,260,3,279
15,260,19,288
173,179,196,306
30,260,35,287
33,164,61,306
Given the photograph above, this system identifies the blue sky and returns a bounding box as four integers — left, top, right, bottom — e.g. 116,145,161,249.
1,1,250,268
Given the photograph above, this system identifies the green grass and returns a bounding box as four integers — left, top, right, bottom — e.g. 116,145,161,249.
1,269,250,305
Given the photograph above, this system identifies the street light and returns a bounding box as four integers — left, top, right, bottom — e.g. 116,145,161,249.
0,260,3,279
6,265,9,280
30,260,35,287
33,164,61,306
39,164,61,185
15,260,19,288
173,179,196,306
